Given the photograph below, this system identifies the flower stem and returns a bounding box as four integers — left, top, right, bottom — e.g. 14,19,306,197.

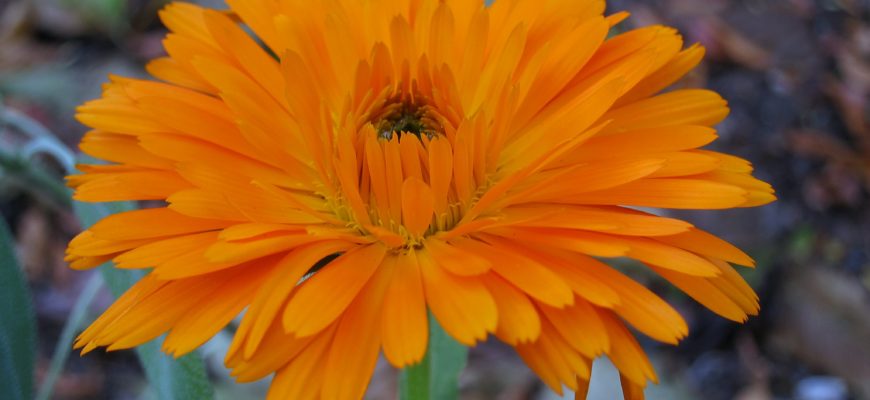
399,313,468,400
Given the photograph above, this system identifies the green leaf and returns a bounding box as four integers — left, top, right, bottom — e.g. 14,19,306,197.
399,314,468,400
73,201,215,400
0,216,37,400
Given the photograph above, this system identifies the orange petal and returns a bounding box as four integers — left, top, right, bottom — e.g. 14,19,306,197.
425,238,491,276
226,317,319,383
266,329,332,400
650,264,748,322
573,178,748,210
620,373,647,400
656,228,755,267
417,248,496,345
572,254,688,344
163,259,273,356
539,299,610,358
283,244,387,336
427,137,454,216
88,208,228,241
113,231,218,270
70,168,190,202
241,241,354,358
482,274,541,345
381,252,428,367
320,255,393,400
465,236,574,307
601,89,729,133
597,309,657,386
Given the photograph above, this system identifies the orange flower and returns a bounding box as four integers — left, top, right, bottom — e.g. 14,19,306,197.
66,0,775,399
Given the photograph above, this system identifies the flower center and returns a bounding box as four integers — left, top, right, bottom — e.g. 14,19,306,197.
372,97,443,140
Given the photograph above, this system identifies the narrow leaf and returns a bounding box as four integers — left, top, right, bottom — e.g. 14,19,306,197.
0,216,37,400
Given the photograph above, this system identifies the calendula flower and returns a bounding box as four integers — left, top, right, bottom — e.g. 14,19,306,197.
66,0,775,398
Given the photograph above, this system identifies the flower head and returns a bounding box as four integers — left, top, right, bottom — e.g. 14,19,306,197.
67,0,775,398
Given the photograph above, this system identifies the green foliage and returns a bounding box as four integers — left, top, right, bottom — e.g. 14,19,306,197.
0,217,37,400
61,0,129,34
399,314,468,400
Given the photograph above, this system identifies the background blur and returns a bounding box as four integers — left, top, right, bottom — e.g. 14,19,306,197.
1,0,868,399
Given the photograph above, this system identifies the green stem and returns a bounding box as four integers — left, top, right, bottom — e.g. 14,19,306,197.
399,352,430,400
399,313,468,400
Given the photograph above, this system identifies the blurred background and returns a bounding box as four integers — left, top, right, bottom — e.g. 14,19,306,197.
1,0,868,399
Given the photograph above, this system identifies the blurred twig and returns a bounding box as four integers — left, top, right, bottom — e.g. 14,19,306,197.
1,106,76,173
